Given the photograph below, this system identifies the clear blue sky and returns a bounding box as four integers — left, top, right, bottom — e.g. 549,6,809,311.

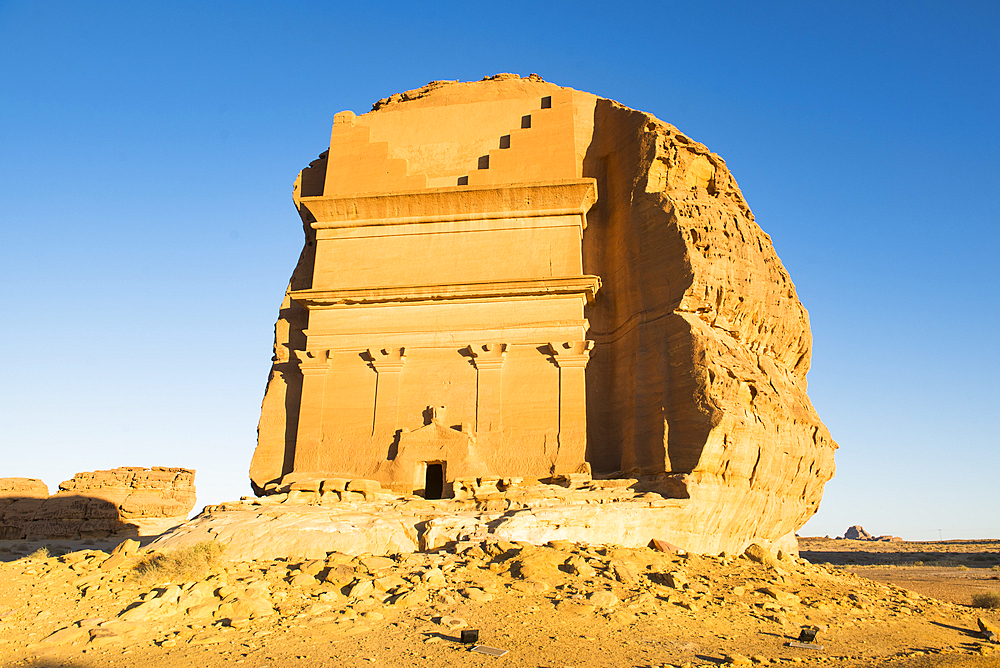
2,1,997,541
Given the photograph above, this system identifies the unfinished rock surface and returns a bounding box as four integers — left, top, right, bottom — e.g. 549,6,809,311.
0,468,196,540
250,74,837,555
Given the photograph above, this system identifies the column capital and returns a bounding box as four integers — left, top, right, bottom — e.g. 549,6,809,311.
368,346,406,373
294,349,332,373
468,343,507,370
548,340,594,368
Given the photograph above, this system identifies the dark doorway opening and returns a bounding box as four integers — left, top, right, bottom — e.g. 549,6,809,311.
425,463,444,499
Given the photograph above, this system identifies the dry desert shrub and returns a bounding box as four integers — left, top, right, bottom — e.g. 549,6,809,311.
130,541,224,583
971,592,1000,609
26,546,50,560
923,558,967,567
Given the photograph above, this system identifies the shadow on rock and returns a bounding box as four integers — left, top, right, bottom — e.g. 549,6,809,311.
929,620,987,638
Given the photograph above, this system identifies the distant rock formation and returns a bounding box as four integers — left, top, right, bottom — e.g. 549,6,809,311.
844,525,873,541
250,74,837,555
0,477,48,498
0,467,196,540
841,525,902,542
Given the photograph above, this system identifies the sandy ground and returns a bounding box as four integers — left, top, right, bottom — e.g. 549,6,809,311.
800,538,1000,607
0,537,998,668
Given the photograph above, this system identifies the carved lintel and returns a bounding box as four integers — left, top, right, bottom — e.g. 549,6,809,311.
468,343,507,370
294,349,332,373
547,340,594,368
368,346,406,373
290,275,601,308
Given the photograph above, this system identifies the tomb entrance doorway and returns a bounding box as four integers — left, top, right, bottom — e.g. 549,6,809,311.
424,462,445,499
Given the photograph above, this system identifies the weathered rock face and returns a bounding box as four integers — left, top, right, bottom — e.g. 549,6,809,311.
0,468,196,540
575,88,837,552
152,483,764,562
157,469,802,559
250,74,836,554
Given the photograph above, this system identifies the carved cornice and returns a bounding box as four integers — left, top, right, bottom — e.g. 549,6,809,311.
548,340,594,368
290,275,601,308
368,347,406,373
299,179,597,230
468,343,507,370
294,349,332,373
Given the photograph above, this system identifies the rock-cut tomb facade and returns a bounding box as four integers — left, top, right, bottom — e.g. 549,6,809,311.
249,74,837,554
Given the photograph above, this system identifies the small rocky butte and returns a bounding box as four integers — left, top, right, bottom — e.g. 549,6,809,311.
0,468,196,540
164,74,837,559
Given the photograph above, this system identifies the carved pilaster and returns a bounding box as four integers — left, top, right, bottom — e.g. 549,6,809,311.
469,343,507,432
368,347,405,443
547,341,594,473
293,349,331,472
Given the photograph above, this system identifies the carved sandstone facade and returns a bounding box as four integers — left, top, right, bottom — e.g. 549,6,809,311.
250,75,836,550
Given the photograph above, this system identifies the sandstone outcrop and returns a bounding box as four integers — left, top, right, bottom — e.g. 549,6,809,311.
841,525,902,542
844,525,874,541
250,74,836,554
0,478,49,504
0,467,196,540
0,477,49,500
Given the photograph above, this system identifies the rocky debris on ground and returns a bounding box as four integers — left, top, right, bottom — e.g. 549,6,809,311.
840,525,902,542
0,468,196,540
0,536,998,667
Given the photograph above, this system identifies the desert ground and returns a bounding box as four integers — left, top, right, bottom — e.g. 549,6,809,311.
0,536,998,668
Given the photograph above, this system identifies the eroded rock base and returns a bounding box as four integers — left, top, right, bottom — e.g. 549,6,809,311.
150,477,794,559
